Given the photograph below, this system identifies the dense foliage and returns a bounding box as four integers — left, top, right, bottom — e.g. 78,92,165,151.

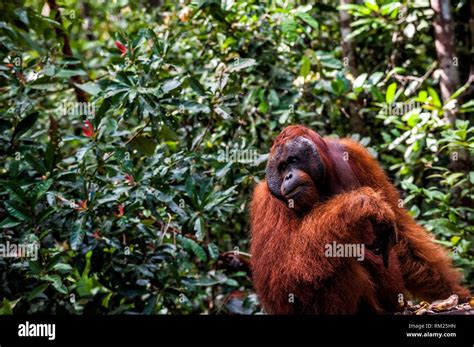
0,0,472,314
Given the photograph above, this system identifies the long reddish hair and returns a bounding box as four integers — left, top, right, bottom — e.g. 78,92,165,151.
251,125,470,314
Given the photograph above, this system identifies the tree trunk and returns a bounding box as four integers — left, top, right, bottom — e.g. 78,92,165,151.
339,0,366,135
47,0,89,103
430,0,460,123
339,0,357,75
470,0,474,78
468,0,474,110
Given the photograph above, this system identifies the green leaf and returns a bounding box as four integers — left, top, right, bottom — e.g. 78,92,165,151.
450,236,461,246
296,12,319,32
158,125,179,141
95,97,112,121
37,207,56,224
427,87,442,107
43,275,68,294
74,82,101,96
340,4,371,14
386,82,397,104
281,18,299,42
12,112,39,140
318,55,342,69
44,141,56,172
353,73,368,90
194,217,204,241
5,202,31,222
0,217,22,228
190,241,206,260
14,8,29,25
185,176,195,202
214,105,232,119
368,72,384,85
188,76,207,96
30,179,54,203
29,261,41,275
346,25,370,40
179,236,207,262
300,55,311,77
70,219,85,251
161,78,182,94
445,172,464,186
369,85,385,102
364,0,379,12
380,2,401,15
55,69,87,78
460,99,474,111
0,299,13,314
177,101,211,114
0,181,27,203
27,283,50,301
208,243,219,260
183,277,222,286
24,152,47,174
203,185,236,211
53,263,73,272
417,90,428,102
268,89,280,107
130,135,157,156
101,292,114,309
351,18,373,27
225,278,239,286
198,0,228,23
449,82,471,101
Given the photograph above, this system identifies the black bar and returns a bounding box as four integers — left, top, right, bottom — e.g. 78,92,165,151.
0,314,473,345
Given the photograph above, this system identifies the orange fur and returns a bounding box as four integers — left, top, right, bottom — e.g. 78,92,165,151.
250,125,470,314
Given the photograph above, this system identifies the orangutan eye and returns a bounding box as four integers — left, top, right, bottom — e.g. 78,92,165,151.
288,156,298,164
